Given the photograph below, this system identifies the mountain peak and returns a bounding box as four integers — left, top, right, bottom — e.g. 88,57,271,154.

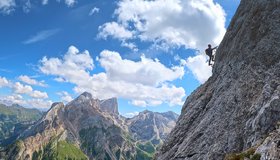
51,102,64,108
80,92,93,99
71,92,94,105
140,110,152,114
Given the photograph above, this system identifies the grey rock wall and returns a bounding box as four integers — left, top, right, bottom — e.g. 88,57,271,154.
157,0,280,159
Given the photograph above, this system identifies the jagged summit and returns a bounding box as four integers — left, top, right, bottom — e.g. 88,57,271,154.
51,102,63,108
158,0,280,160
140,109,152,114
75,91,93,101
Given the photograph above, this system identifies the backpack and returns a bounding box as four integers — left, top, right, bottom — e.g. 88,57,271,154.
205,48,211,56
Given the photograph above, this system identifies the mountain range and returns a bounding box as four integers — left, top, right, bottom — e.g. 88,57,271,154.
0,92,178,160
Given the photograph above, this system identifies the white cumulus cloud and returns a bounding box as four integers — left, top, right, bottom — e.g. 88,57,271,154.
40,45,94,86
99,0,226,51
13,82,33,94
13,82,48,99
99,50,184,86
185,54,212,83
39,46,186,107
98,22,134,40
57,91,73,103
30,90,48,99
18,75,47,87
121,41,138,51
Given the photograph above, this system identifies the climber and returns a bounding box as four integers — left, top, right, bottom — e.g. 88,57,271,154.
205,44,218,66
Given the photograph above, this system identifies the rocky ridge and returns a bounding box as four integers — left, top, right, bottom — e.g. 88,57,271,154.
158,0,280,160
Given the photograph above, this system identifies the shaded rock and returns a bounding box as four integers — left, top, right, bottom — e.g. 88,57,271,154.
99,97,119,115
158,0,280,159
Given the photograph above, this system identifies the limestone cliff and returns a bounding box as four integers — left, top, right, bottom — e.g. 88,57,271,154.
158,0,280,159
100,97,119,116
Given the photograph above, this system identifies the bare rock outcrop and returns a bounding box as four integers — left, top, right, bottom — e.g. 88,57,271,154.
100,98,119,116
256,124,280,160
158,0,280,159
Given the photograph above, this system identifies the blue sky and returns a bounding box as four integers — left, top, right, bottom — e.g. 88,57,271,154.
0,0,240,117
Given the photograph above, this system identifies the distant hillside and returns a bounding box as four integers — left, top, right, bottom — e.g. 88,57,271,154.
0,104,43,147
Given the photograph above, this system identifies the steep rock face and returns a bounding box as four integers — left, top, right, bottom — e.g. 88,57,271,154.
63,94,136,160
100,98,119,115
127,110,178,145
158,0,280,160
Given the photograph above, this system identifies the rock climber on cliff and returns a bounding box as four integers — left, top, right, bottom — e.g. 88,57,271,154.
205,44,218,66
